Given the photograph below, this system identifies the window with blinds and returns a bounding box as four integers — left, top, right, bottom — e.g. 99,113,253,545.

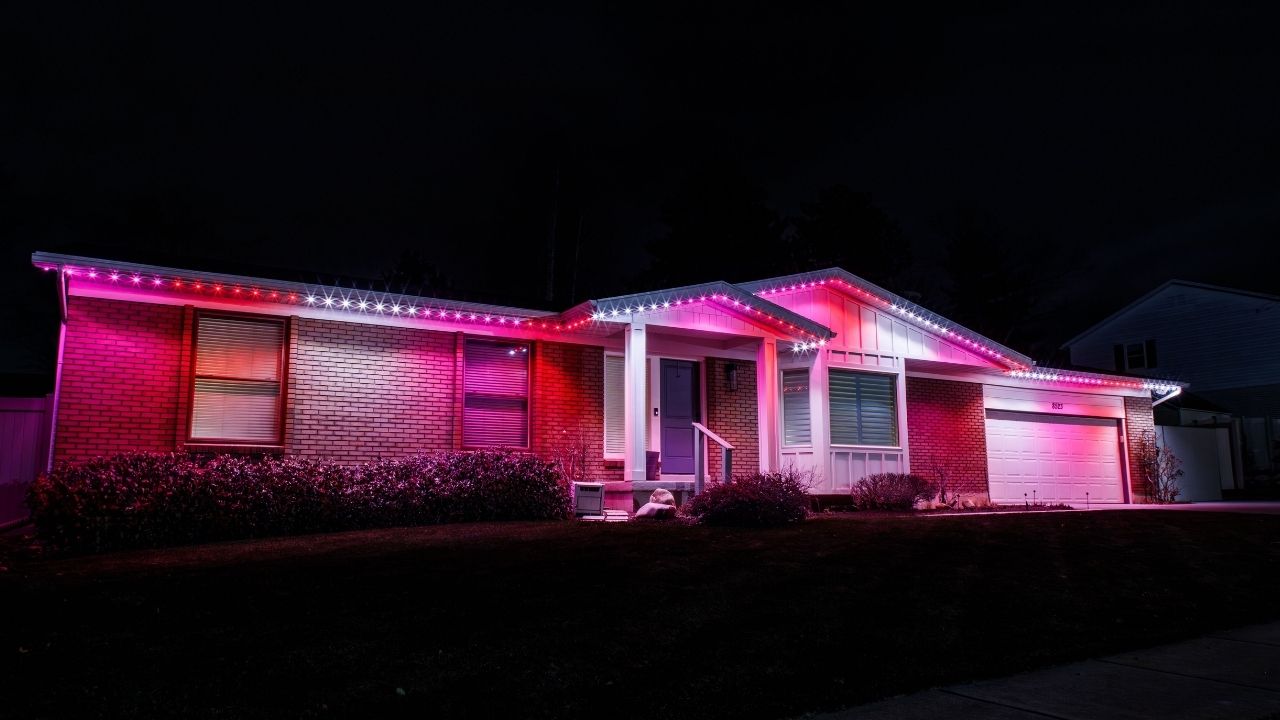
463,339,530,447
603,354,625,457
190,315,286,444
828,369,897,446
781,368,811,446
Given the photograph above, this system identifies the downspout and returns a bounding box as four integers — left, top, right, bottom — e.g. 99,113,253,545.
1150,386,1182,409
45,266,69,473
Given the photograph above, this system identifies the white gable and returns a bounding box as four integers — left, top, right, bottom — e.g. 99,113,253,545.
765,287,1000,367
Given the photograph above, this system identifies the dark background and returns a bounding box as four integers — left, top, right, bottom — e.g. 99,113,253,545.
3,2,1277,388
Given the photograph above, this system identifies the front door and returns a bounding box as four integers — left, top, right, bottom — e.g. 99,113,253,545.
660,359,700,474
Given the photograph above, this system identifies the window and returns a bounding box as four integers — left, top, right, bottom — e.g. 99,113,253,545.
828,369,897,446
190,315,286,444
781,368,811,446
1114,340,1158,370
463,339,529,447
603,354,625,457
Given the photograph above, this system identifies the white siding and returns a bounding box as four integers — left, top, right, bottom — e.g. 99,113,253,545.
767,288,998,366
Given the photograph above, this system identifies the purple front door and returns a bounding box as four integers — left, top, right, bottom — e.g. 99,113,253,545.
660,359,700,474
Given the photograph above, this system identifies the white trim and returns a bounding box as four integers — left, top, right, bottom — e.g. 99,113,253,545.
905,367,1151,398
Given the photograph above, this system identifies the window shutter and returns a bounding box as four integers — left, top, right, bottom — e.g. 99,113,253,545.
463,339,529,447
190,316,284,443
829,370,897,446
1144,339,1158,368
781,368,811,446
1113,344,1125,371
603,354,625,456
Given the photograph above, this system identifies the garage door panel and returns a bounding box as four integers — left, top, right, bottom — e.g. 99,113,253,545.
986,410,1124,505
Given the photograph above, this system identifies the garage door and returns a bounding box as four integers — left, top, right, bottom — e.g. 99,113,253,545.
985,410,1125,505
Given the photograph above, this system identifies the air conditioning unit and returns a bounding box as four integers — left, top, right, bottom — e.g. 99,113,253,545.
573,482,605,516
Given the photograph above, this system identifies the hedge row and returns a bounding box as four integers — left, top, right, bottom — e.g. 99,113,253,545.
28,450,572,553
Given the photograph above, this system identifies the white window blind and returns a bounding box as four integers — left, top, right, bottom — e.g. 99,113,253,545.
781,368,811,446
191,316,285,443
829,370,897,446
463,339,529,447
603,354,625,456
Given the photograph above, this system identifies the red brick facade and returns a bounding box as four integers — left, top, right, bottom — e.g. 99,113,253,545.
285,318,457,462
531,341,623,482
1123,395,1156,502
905,376,990,498
705,358,759,480
54,296,188,462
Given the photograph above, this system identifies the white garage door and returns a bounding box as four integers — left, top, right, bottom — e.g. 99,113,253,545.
985,410,1125,505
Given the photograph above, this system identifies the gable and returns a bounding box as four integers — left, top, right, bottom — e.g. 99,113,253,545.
764,287,1001,368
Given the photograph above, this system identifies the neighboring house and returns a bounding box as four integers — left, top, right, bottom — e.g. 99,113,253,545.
1064,280,1280,493
31,251,1181,509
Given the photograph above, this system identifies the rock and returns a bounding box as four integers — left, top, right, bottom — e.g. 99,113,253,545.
962,499,976,509
635,502,676,519
649,488,676,507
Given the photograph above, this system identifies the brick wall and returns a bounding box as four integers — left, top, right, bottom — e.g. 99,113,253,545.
704,358,760,480
531,341,622,482
1123,395,1156,502
54,296,187,462
905,377,989,498
286,317,456,462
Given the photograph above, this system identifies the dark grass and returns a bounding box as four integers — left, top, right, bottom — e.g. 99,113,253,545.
2,511,1279,719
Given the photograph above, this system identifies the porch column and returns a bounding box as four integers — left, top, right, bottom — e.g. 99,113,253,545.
623,319,648,482
756,337,779,472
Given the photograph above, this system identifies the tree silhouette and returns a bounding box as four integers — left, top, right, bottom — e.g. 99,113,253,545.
643,161,786,287
938,208,1040,345
791,184,911,288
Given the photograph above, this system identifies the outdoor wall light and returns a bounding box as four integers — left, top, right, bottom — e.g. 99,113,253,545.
726,363,738,392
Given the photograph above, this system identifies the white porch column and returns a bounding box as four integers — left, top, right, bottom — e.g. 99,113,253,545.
810,347,830,488
756,337,779,472
623,319,648,482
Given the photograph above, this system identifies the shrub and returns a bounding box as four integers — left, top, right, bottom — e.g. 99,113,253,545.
28,449,571,553
1134,431,1183,504
850,473,936,511
682,469,811,527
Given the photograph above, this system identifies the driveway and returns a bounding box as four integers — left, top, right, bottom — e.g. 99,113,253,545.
1094,501,1280,515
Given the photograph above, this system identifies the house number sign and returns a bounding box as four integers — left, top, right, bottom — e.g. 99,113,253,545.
1051,402,1064,410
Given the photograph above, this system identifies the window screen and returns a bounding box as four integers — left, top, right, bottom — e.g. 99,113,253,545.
463,339,529,447
781,368,811,446
190,315,285,443
829,369,897,446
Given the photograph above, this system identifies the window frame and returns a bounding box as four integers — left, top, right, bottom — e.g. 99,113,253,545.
461,337,532,450
827,367,899,449
186,310,289,448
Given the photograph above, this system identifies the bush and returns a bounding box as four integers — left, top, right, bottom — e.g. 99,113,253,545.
682,469,811,527
28,450,571,553
850,473,936,511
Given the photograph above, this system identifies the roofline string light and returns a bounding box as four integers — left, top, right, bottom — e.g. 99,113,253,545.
589,291,829,342
1007,369,1181,394
42,263,606,332
754,277,1030,370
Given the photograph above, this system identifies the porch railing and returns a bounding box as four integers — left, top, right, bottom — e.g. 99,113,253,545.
691,422,734,496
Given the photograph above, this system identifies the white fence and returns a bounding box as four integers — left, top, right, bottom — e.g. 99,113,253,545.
1155,425,1232,502
0,395,53,524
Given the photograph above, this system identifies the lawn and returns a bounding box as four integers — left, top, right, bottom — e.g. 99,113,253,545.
2,511,1279,719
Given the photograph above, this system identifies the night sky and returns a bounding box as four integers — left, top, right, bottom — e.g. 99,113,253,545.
4,2,1277,383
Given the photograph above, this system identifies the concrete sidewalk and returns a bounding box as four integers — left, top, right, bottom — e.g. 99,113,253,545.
810,622,1280,719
